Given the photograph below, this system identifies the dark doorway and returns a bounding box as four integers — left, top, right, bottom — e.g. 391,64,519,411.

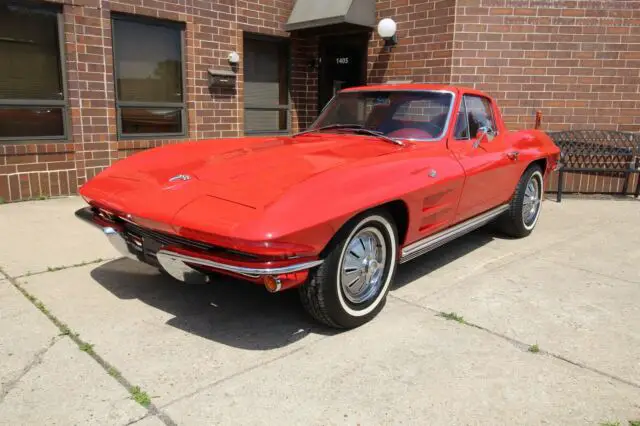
318,32,369,111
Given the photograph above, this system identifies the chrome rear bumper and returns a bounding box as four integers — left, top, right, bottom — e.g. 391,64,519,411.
75,207,324,282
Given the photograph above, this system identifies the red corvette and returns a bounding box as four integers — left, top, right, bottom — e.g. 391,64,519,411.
76,84,560,328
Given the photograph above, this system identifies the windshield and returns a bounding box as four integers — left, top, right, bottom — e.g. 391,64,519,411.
310,90,454,141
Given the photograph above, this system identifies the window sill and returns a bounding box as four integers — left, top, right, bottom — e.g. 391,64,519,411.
0,136,70,146
244,130,291,136
116,132,188,141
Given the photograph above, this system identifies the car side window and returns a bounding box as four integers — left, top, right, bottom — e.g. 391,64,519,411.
464,95,496,139
454,98,469,140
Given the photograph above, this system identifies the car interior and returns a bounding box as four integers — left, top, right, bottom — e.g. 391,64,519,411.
365,101,449,140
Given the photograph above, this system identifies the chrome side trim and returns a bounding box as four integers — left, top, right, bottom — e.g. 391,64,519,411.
400,204,509,263
156,249,324,282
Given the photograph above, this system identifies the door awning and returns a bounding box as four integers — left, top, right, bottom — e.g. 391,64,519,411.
285,0,376,32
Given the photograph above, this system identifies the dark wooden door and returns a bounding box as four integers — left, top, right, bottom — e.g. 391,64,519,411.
318,33,368,112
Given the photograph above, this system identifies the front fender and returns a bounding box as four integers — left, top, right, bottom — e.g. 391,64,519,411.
250,147,465,253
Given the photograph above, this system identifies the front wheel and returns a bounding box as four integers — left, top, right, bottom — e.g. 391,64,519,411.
499,164,544,238
299,211,398,329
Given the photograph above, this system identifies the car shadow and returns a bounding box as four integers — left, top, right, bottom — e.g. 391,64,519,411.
90,226,500,350
393,227,497,289
90,261,336,351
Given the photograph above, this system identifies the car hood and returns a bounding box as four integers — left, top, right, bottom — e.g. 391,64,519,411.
83,134,404,225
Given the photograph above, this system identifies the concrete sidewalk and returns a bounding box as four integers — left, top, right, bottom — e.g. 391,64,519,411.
1,196,639,425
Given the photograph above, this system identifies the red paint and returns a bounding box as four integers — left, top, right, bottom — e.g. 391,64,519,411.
79,84,560,284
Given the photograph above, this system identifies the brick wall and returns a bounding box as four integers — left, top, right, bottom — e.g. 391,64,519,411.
451,0,640,132
290,36,319,131
0,0,301,202
2,0,639,203
370,0,457,84
282,0,459,128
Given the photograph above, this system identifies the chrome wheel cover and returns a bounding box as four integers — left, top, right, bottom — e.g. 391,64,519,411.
523,174,541,226
340,227,387,304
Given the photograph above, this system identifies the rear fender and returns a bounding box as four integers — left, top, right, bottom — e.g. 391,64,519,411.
506,129,561,177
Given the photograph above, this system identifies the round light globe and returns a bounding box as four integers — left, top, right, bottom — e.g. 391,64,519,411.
228,51,240,64
377,18,397,39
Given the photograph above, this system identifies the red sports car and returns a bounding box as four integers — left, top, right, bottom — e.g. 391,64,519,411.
76,84,561,329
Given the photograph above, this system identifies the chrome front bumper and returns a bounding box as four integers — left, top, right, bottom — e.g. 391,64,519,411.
75,207,324,283
75,207,139,261
155,250,323,281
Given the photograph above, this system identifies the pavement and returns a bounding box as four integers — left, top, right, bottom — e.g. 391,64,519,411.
0,195,639,425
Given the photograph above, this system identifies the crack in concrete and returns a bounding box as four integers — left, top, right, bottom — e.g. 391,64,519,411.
403,227,587,304
0,267,178,426
0,336,60,404
158,346,307,409
14,257,118,279
407,250,525,302
391,227,640,390
390,293,640,391
538,258,640,285
158,331,333,411
124,413,153,426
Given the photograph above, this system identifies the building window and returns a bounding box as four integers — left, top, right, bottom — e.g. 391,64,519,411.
112,15,185,138
0,2,67,141
243,35,290,135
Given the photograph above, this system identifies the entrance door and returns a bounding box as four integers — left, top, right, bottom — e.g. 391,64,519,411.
318,33,368,111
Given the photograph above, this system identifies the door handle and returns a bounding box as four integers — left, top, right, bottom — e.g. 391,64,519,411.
507,151,519,161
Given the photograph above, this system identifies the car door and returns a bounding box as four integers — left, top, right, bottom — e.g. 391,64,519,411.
449,94,516,222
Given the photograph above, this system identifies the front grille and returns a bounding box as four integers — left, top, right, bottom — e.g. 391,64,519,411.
122,222,259,261
124,222,216,252
90,206,259,262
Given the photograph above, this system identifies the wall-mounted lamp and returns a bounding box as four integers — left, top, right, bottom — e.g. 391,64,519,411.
228,51,240,64
377,18,397,52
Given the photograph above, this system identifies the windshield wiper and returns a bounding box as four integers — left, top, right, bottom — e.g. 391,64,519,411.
291,124,364,137
292,124,404,146
349,128,404,146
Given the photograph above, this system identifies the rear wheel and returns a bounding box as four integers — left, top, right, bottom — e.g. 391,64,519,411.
499,164,544,238
299,211,398,329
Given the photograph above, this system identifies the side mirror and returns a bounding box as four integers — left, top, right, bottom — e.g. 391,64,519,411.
474,126,495,148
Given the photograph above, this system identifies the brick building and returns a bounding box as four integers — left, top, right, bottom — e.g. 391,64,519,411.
0,0,638,202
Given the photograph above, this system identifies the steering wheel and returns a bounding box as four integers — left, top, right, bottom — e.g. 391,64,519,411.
421,122,442,136
387,121,442,139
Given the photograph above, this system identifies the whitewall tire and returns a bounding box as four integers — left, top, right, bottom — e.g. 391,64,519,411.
299,210,398,328
499,164,544,238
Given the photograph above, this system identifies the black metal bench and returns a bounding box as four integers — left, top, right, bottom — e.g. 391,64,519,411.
547,130,640,202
